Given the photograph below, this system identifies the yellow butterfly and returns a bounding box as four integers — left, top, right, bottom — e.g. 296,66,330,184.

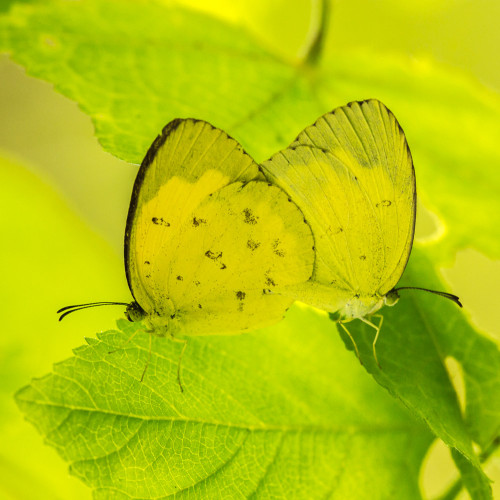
59,119,315,385
262,99,461,365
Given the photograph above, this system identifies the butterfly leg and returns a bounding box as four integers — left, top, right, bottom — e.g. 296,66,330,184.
139,333,152,382
170,336,188,393
108,326,146,355
359,315,383,369
338,320,362,365
107,326,154,382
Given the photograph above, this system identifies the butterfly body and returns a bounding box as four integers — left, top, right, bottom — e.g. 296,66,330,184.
338,294,385,321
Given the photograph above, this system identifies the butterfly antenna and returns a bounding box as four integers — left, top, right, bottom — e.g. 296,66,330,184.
57,301,129,321
394,287,462,307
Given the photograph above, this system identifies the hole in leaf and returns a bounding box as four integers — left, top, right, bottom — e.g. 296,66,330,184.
419,439,461,499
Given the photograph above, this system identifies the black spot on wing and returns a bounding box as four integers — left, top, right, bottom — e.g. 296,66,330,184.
235,291,246,312
152,217,170,227
205,250,223,260
272,239,285,257
247,239,260,251
243,208,258,225
193,217,207,226
376,200,392,207
265,270,277,287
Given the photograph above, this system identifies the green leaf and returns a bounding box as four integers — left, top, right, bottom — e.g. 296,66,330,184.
0,152,129,499
346,247,500,455
1,0,499,258
342,247,498,499
16,306,433,499
451,449,493,500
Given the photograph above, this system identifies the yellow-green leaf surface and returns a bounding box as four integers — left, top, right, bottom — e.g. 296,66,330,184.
1,0,499,259
0,153,129,500
16,309,434,499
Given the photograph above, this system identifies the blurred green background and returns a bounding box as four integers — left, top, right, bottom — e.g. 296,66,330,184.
0,0,499,498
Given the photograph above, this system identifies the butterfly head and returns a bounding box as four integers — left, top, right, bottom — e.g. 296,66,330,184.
125,301,148,322
384,289,400,307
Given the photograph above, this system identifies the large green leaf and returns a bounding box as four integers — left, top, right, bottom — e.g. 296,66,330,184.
16,307,433,499
1,0,499,258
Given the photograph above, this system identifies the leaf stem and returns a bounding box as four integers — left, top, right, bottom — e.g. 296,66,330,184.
299,0,330,66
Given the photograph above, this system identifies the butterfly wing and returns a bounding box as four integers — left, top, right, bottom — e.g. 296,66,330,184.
167,181,314,335
262,99,415,309
126,119,314,334
125,119,263,315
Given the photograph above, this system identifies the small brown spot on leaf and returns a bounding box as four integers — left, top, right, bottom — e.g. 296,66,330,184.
194,280,201,286
359,255,366,260
176,275,183,281
235,291,246,300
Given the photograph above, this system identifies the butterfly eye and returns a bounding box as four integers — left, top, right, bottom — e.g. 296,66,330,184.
385,289,400,307
125,302,147,322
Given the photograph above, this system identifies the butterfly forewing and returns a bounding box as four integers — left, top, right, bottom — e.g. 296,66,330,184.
125,119,262,314
125,119,314,334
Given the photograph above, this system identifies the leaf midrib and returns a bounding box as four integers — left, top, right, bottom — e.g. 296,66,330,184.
19,397,421,434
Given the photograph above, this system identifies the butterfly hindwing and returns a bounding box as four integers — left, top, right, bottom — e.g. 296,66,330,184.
262,99,415,305
168,181,314,335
